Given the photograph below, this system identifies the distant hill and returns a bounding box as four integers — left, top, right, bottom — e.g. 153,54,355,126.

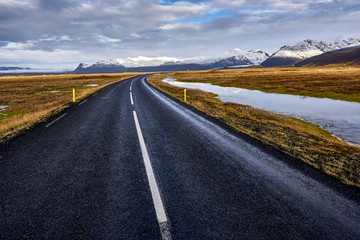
0,66,31,71
295,45,360,66
73,49,269,74
261,38,360,67
74,60,127,74
74,61,209,73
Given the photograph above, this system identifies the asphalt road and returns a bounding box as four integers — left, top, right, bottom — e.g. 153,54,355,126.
1,75,359,239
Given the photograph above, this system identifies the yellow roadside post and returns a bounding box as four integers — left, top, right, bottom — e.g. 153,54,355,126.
73,89,75,102
184,89,186,102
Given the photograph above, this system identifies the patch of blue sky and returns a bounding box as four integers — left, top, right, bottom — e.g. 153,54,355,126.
0,41,9,47
160,0,211,5
297,9,328,16
338,4,360,11
170,10,232,23
160,0,191,6
239,6,269,12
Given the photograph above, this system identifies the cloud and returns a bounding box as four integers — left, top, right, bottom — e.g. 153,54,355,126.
37,0,75,11
0,0,360,68
159,22,201,30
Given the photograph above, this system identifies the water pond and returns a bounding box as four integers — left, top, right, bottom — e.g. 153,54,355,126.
163,77,360,146
0,105,8,116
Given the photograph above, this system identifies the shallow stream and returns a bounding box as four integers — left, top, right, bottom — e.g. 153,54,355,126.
163,77,360,146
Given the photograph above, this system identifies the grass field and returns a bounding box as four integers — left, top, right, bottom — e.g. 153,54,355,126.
170,66,360,103
0,73,141,141
148,68,360,188
2,68,360,187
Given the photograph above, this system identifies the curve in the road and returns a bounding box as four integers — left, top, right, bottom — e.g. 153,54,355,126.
0,75,359,239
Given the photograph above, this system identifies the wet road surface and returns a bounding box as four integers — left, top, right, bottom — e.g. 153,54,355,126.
1,75,359,239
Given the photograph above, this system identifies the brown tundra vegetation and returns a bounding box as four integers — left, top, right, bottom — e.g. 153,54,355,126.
148,66,360,188
0,73,141,140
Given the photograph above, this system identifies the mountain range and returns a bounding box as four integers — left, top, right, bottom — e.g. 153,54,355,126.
261,38,360,67
74,49,270,73
75,36,360,73
295,44,360,67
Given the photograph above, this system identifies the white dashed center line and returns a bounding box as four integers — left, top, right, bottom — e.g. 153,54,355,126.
133,110,172,240
130,92,134,105
45,113,68,128
78,99,88,106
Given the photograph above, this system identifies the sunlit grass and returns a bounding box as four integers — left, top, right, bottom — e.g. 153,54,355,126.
0,73,142,140
170,66,360,102
148,70,360,188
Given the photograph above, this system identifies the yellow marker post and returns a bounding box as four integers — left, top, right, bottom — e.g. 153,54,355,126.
73,88,75,102
184,89,186,102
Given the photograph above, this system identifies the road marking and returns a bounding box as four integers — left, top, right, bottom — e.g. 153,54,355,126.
130,92,134,105
45,113,67,128
78,99,88,106
133,111,171,240
130,85,132,91
93,93,98,96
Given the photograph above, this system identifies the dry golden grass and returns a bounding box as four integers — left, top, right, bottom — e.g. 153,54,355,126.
148,72,360,188
0,73,142,140
171,66,360,102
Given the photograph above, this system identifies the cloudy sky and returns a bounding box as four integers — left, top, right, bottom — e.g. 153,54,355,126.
1,0,360,69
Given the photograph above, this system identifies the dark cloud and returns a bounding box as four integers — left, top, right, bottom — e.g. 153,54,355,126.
0,0,359,68
38,0,76,11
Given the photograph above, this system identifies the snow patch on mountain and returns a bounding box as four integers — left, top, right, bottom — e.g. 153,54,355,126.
77,63,92,68
116,56,205,67
274,49,324,59
196,48,269,66
348,41,360,48
335,32,360,42
76,48,270,73
93,59,122,66
262,37,360,67
214,48,270,65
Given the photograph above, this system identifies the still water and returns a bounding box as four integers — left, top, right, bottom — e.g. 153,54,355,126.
163,77,360,146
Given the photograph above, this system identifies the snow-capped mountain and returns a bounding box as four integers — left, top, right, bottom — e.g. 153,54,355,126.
74,48,270,73
168,48,269,66
116,56,206,68
208,48,269,65
122,49,269,67
74,59,127,73
261,38,360,67
202,49,269,68
296,44,360,67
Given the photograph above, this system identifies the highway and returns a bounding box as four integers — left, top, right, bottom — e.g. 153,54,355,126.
1,75,360,239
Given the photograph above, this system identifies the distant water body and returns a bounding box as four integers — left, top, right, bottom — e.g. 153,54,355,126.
163,78,360,146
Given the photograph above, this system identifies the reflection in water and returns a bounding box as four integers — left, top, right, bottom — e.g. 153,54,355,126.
163,78,360,146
